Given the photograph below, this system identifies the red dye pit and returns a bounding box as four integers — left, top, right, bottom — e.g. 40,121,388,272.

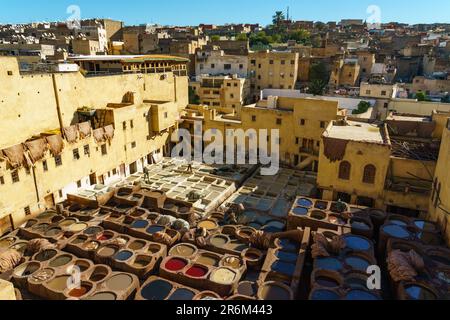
97,234,112,241
69,286,88,297
186,265,207,278
165,258,187,271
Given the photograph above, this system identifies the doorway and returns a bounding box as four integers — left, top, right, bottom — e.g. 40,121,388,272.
89,173,97,185
44,194,55,208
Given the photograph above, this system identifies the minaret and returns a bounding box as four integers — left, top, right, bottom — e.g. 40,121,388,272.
287,7,290,21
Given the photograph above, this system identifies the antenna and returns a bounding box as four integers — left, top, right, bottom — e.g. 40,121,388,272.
287,7,290,20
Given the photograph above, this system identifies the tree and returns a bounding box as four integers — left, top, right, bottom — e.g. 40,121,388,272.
310,62,329,83
210,35,220,42
189,87,200,105
272,11,285,26
236,33,248,41
352,101,372,115
308,79,327,95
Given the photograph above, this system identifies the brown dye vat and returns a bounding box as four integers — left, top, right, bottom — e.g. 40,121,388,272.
129,240,146,251
258,282,293,300
147,244,162,254
0,237,16,249
68,223,88,233
133,255,152,268
14,261,41,278
193,291,222,300
58,219,77,228
198,220,218,231
97,245,118,258
31,223,50,233
236,227,256,241
44,227,63,237
30,268,55,283
237,281,257,296
83,241,100,251
74,260,91,273
243,248,264,268
89,266,110,282
71,235,88,245
197,254,220,267
85,292,117,300
105,274,133,291
68,282,93,298
310,210,327,220
49,255,73,268
47,275,70,292
209,235,229,247
311,270,343,289
169,243,197,257
222,256,242,269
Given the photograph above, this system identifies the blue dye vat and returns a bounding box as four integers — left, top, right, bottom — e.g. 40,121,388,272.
344,235,371,251
114,250,133,261
382,224,410,239
351,221,370,231
146,225,165,235
404,285,436,300
345,290,380,300
131,220,149,229
255,216,273,225
248,222,262,230
315,257,343,271
310,289,340,300
277,239,299,253
275,251,298,263
140,280,173,300
271,199,289,218
297,198,313,208
414,220,435,232
292,207,308,216
263,226,282,233
389,219,408,227
271,261,296,276
168,288,195,300
345,256,371,271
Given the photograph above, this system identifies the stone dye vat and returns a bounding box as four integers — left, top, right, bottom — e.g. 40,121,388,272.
65,229,167,279
160,243,246,296
135,276,199,300
11,248,139,300
200,225,260,256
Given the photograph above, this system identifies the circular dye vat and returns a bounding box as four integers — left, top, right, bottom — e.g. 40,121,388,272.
414,220,436,232
84,241,100,251
310,289,340,300
310,210,327,220
186,265,208,278
382,224,411,239
84,226,102,235
129,240,146,251
97,246,118,257
292,207,308,216
133,256,151,268
351,220,371,231
328,215,346,225
297,198,313,208
259,283,291,300
131,220,149,229
74,260,91,272
105,274,133,291
43,227,62,237
237,211,257,224
68,223,88,233
68,284,92,298
277,239,299,253
165,258,187,271
147,244,162,254
58,219,76,228
210,268,236,285
114,250,133,261
345,256,371,271
265,220,286,231
89,266,109,282
345,290,380,300
315,276,340,288
197,254,220,267
86,292,117,300
198,220,218,231
345,274,369,290
238,282,257,296
31,223,49,232
210,235,229,247
30,268,54,283
37,211,55,219
35,249,57,262
343,235,371,251
389,218,408,227
404,284,437,300
140,280,173,300
168,288,195,300
226,241,247,252
170,244,196,257
315,257,343,271
47,275,70,291
255,216,273,225
49,255,73,268
146,225,165,235
271,261,296,276
248,222,262,230
315,201,328,210
275,251,298,263
14,262,40,277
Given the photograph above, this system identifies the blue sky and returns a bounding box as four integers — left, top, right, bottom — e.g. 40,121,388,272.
1,0,449,26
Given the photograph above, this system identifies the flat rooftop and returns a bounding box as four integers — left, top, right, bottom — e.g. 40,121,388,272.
325,120,385,144
68,54,189,63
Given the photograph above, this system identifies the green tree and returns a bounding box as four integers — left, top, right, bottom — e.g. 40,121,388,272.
236,33,248,41
210,35,220,42
310,62,329,83
308,79,327,95
189,87,200,105
272,11,285,26
352,101,372,115
287,29,311,44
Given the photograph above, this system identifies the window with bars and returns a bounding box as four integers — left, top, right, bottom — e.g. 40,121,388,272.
55,155,62,166
339,161,351,180
11,170,19,183
363,164,376,184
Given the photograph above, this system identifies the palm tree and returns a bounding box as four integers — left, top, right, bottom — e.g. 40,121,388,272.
272,11,285,26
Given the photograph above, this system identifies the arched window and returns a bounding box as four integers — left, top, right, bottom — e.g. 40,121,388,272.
339,161,351,180
363,164,376,184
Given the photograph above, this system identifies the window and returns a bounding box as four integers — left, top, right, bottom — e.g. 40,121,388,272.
239,64,244,69
250,59,256,66
101,144,107,155
84,145,90,156
227,83,231,87
73,148,80,160
0,176,4,185
130,120,134,128
122,121,127,130
164,112,168,119
339,161,351,180
320,121,326,128
234,83,238,87
295,137,299,145
291,60,295,65
276,118,282,125
252,115,256,122
230,94,234,98
77,180,82,188
363,164,376,184
281,60,285,65
11,170,19,183
300,119,306,126
58,190,63,198
131,142,137,149
381,90,387,96
269,60,274,65
211,63,215,69
7,71,13,76
43,160,48,171
366,90,371,95
258,64,261,68
224,64,231,70
24,206,31,216
55,155,62,167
